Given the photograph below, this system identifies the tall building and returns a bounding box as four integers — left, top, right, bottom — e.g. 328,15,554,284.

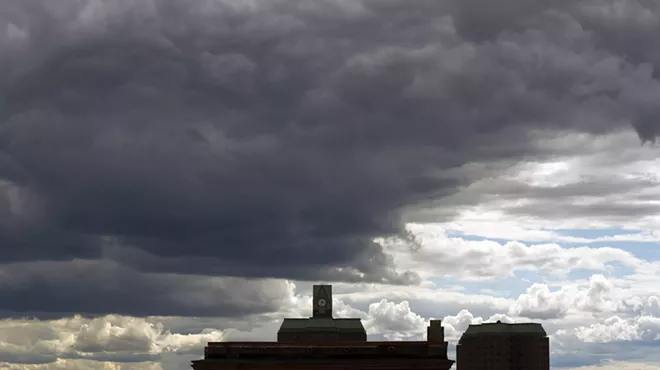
192,284,455,370
457,320,550,370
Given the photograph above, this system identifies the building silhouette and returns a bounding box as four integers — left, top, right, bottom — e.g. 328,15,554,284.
277,285,367,342
192,284,454,370
457,320,550,370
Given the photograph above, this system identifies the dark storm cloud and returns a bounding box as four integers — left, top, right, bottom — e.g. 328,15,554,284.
0,0,660,315
0,259,292,318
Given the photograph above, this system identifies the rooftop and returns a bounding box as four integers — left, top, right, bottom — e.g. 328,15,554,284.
278,318,366,333
202,341,452,361
461,320,547,337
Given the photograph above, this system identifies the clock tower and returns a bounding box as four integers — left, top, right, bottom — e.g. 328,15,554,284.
312,284,332,318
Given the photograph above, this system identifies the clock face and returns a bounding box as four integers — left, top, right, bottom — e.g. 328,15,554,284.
317,298,327,307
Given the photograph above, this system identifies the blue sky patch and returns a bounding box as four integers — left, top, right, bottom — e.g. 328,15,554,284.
555,227,643,239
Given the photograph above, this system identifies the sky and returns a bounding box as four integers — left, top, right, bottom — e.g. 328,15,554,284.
1,0,660,369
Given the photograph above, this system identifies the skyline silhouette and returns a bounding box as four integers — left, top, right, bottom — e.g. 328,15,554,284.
1,0,660,369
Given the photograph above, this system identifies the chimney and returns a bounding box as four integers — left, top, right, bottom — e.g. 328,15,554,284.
427,320,445,342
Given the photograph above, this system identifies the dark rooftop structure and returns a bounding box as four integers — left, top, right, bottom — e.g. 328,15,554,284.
277,284,367,342
192,284,454,370
277,318,367,342
457,320,550,370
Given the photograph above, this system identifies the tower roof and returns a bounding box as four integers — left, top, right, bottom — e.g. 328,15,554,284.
278,318,366,333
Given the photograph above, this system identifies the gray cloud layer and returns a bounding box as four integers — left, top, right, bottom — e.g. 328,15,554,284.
0,0,659,316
